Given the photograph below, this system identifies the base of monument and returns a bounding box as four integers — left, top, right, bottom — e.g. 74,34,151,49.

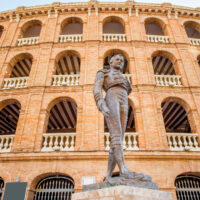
82,176,158,191
72,185,173,200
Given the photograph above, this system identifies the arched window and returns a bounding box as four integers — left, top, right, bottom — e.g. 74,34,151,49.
0,177,4,200
162,101,191,133
103,16,126,42
145,18,169,43
184,21,200,39
175,173,200,199
145,23,164,35
152,51,182,87
53,51,80,86
152,55,175,75
47,100,77,133
22,20,41,38
3,54,32,89
61,17,83,35
42,99,77,152
0,101,21,152
0,102,21,135
0,26,3,38
34,175,74,200
103,16,125,34
10,56,32,78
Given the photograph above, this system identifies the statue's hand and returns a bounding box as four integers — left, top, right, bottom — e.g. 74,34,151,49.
101,102,110,117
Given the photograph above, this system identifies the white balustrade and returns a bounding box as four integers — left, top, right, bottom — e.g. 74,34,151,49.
41,133,76,152
17,37,39,46
3,77,28,89
155,75,182,87
147,35,169,43
104,132,139,151
0,135,14,152
167,133,200,151
103,34,126,42
189,38,200,46
52,74,80,86
59,34,83,42
123,74,132,82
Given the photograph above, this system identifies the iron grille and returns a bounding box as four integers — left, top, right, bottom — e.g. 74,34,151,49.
175,175,200,200
0,177,4,200
34,175,74,200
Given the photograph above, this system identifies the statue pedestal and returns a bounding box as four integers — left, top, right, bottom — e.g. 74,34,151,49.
72,185,173,200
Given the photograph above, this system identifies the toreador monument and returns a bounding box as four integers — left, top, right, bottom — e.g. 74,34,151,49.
72,54,173,200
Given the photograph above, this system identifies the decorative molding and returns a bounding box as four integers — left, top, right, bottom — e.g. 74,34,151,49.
9,15,13,22
88,8,91,16
16,14,20,22
128,8,132,16
135,8,139,16
95,8,98,16
48,10,51,18
168,10,171,18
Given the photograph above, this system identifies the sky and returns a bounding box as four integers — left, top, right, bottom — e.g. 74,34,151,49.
0,0,199,12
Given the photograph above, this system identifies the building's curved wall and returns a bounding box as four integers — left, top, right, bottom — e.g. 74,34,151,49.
0,1,199,200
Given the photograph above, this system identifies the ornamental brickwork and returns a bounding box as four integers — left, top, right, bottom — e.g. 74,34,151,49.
0,1,199,199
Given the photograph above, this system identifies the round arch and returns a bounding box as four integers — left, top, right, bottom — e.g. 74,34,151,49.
55,50,81,63
60,17,83,35
46,96,77,113
103,16,125,34
9,53,33,67
184,21,200,39
0,99,21,112
161,96,196,133
20,19,42,38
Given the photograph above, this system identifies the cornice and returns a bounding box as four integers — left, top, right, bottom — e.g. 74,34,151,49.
0,1,199,23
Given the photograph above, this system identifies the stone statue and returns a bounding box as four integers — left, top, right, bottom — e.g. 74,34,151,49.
90,54,158,190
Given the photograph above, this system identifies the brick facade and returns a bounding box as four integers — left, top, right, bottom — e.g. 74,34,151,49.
0,1,199,199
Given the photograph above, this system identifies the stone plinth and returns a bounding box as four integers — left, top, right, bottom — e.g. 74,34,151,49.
72,185,173,200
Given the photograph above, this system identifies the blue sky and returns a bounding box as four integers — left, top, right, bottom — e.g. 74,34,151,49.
0,0,199,12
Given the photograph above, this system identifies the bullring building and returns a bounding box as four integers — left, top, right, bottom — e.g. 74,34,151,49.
0,0,199,199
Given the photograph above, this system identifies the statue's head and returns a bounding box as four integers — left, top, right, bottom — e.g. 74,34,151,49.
109,54,125,70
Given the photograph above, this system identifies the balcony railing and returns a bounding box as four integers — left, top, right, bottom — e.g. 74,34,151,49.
147,35,169,43
155,75,182,87
103,34,126,42
41,133,76,152
167,133,200,151
104,132,139,151
17,37,39,46
52,74,80,86
3,77,28,89
123,74,132,82
0,135,14,152
59,34,83,43
189,38,200,46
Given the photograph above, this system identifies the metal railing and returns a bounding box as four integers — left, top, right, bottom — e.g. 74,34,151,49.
0,135,14,152
189,38,200,46
52,74,80,86
59,34,83,42
167,133,200,151
17,37,39,46
104,132,139,151
3,77,28,89
147,35,169,43
103,34,126,42
41,133,76,152
155,75,182,87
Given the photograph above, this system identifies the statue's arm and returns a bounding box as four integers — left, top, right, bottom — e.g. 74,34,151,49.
93,71,105,112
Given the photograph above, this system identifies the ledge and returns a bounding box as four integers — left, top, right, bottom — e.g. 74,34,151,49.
0,150,199,161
